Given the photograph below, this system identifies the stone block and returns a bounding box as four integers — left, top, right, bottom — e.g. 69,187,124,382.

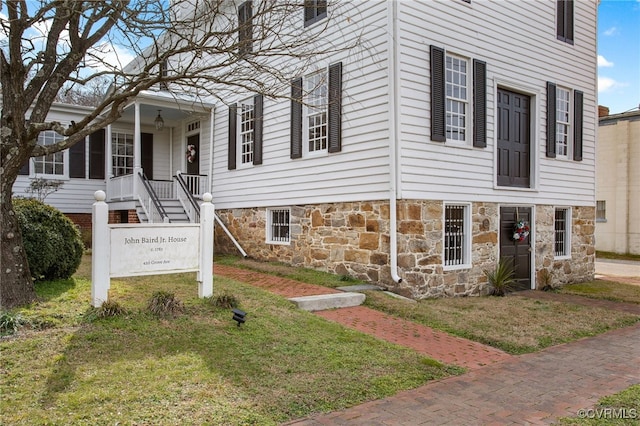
359,232,379,250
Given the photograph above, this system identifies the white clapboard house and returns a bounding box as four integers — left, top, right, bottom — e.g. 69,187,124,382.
20,1,597,297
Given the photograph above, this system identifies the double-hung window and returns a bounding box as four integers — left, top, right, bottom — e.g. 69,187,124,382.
305,71,328,153
290,62,342,159
596,200,606,222
228,95,263,169
546,82,583,161
112,132,134,177
267,208,291,244
430,45,487,148
554,207,571,258
557,0,574,44
555,86,571,158
33,130,66,177
445,54,469,142
304,0,327,27
444,203,471,269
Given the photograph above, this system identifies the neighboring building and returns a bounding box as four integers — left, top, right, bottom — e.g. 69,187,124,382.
21,1,598,298
596,107,640,255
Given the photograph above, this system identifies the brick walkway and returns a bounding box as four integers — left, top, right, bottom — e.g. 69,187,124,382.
214,265,640,425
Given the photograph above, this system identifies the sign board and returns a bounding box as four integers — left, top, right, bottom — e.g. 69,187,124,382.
109,224,200,277
91,190,215,307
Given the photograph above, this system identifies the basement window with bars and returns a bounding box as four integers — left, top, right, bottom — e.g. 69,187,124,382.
444,204,470,269
554,207,571,258
267,208,291,244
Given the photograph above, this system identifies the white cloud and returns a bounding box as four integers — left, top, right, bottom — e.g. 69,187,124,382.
598,76,628,93
603,26,619,36
598,55,614,67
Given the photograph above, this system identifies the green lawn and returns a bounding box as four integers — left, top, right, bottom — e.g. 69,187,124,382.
1,256,459,425
557,384,640,425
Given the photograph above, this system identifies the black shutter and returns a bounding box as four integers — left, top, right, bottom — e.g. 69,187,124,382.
546,82,557,158
573,90,583,161
290,77,303,159
228,104,237,170
69,139,86,178
141,133,153,180
473,59,487,148
253,94,263,165
238,1,252,56
328,62,342,153
430,45,446,142
19,159,29,175
89,129,105,179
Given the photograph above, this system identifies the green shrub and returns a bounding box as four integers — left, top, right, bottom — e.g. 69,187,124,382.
84,300,128,321
14,198,84,281
147,291,184,317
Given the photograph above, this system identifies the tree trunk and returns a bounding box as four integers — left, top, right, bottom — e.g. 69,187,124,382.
1,146,37,309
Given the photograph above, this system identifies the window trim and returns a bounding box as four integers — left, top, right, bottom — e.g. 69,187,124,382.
304,0,327,27
237,96,255,167
266,207,291,245
443,202,472,270
554,207,572,259
303,69,329,157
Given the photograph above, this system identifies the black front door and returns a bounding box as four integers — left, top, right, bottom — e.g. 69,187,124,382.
497,88,530,188
500,206,532,291
186,134,200,175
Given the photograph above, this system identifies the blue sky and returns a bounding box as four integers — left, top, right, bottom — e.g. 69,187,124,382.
598,0,640,114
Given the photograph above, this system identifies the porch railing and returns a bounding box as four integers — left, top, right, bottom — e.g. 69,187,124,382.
179,172,209,198
107,174,134,200
149,179,174,199
138,172,169,223
175,172,201,223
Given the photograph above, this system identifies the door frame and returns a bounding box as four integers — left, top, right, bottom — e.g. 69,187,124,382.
499,204,536,290
493,80,540,191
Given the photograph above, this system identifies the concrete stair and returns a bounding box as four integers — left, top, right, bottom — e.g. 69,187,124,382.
288,292,366,312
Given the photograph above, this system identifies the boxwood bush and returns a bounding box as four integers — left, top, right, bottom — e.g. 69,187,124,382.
14,198,84,281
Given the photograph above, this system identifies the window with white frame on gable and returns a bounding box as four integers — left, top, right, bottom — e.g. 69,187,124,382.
430,45,487,148
290,62,342,159
228,95,263,169
556,0,574,44
554,207,571,258
304,0,327,27
112,132,134,177
546,82,583,161
444,203,471,269
267,208,291,244
33,130,67,177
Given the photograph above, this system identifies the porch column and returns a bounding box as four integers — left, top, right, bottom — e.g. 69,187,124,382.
106,124,113,198
133,101,142,197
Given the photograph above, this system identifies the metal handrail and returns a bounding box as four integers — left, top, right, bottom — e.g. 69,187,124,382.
175,172,200,222
138,172,169,222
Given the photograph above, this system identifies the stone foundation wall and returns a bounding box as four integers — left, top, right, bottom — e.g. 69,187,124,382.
214,201,595,299
534,205,596,286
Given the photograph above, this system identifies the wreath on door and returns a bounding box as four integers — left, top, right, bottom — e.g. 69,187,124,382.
186,144,197,163
512,220,530,242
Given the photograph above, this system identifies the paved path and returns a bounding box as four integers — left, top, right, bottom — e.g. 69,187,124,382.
214,264,640,425
596,259,640,286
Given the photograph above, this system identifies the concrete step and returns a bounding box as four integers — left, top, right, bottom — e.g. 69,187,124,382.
288,292,366,312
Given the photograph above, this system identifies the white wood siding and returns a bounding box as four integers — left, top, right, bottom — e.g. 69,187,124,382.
211,1,392,209
398,0,597,206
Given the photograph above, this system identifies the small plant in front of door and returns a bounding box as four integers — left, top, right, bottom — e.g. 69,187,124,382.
484,259,515,296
